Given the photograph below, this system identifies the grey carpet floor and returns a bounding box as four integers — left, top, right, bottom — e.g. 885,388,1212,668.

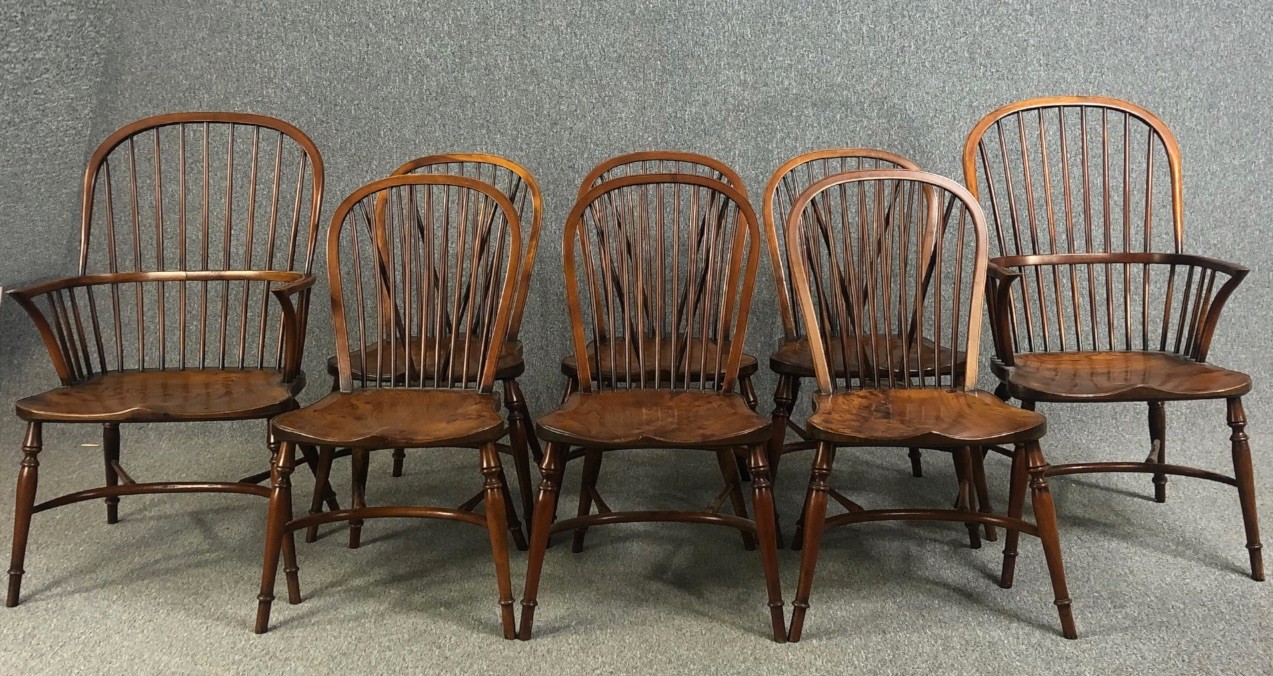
0,399,1269,675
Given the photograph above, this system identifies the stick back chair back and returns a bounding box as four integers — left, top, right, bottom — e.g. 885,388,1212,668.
960,96,1226,359
390,154,542,342
329,174,522,394
580,151,746,199
47,112,324,381
786,169,987,395
764,149,921,345
564,173,760,393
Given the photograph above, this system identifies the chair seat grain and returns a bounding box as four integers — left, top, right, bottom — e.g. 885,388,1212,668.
992,351,1251,403
806,389,1047,447
15,369,304,423
536,390,771,448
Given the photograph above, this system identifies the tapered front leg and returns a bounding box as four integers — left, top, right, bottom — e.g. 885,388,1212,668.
305,446,335,543
1024,440,1077,639
503,379,536,526
748,444,786,642
571,448,602,553
349,448,370,549
103,423,120,524
480,443,517,639
255,439,297,633
788,441,835,642
953,446,982,549
970,447,996,541
999,445,1028,589
7,422,42,608
1228,397,1264,581
518,441,565,640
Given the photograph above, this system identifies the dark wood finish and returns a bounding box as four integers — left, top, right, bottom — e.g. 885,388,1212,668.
561,152,760,552
783,169,1076,641
763,149,996,546
256,173,525,637
6,113,322,608
966,95,1262,581
517,173,785,642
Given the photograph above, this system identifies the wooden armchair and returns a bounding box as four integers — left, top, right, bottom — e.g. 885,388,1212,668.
7,113,323,607
964,95,1262,582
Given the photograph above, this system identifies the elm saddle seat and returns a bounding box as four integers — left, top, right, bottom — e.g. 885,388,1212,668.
991,351,1252,403
770,335,966,379
805,389,1047,448
327,339,526,383
536,390,771,449
560,337,759,381
15,369,306,423
270,388,506,448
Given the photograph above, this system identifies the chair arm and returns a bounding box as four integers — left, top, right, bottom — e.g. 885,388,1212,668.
984,261,1022,367
270,274,317,383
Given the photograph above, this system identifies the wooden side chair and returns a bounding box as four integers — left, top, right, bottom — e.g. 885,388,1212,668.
964,95,1262,582
305,154,542,546
255,174,525,638
6,112,323,607
783,169,1077,641
560,151,760,553
517,173,787,642
762,149,995,548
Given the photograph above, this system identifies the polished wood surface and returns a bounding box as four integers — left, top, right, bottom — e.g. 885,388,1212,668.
537,390,770,448
769,335,964,380
257,173,525,637
783,169,1076,641
806,389,1046,447
6,113,323,609
966,96,1262,582
579,150,747,197
519,172,786,642
15,368,303,423
992,350,1251,402
272,390,505,448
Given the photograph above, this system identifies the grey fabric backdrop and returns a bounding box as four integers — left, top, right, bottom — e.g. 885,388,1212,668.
1,1,1271,673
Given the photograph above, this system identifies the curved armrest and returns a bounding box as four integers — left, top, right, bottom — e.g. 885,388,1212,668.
989,252,1247,362
270,274,316,382
9,270,315,385
984,261,1023,366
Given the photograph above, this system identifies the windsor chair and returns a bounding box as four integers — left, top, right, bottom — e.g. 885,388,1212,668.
255,174,524,638
964,95,1262,582
559,151,761,554
784,170,1076,641
763,149,993,548
6,113,323,608
304,154,542,547
517,173,786,642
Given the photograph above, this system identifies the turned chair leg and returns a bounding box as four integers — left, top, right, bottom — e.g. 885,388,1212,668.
953,446,982,550
390,449,406,478
7,422,42,608
788,441,835,643
908,448,923,477
103,423,120,524
496,462,529,551
305,446,335,543
1149,401,1167,503
970,446,997,541
503,379,536,527
1024,440,1077,639
571,448,603,553
267,432,301,605
518,441,566,640
1228,397,1264,581
349,449,370,549
769,374,799,549
1000,444,1028,589
717,448,756,551
747,443,787,642
479,442,518,639
256,439,299,633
